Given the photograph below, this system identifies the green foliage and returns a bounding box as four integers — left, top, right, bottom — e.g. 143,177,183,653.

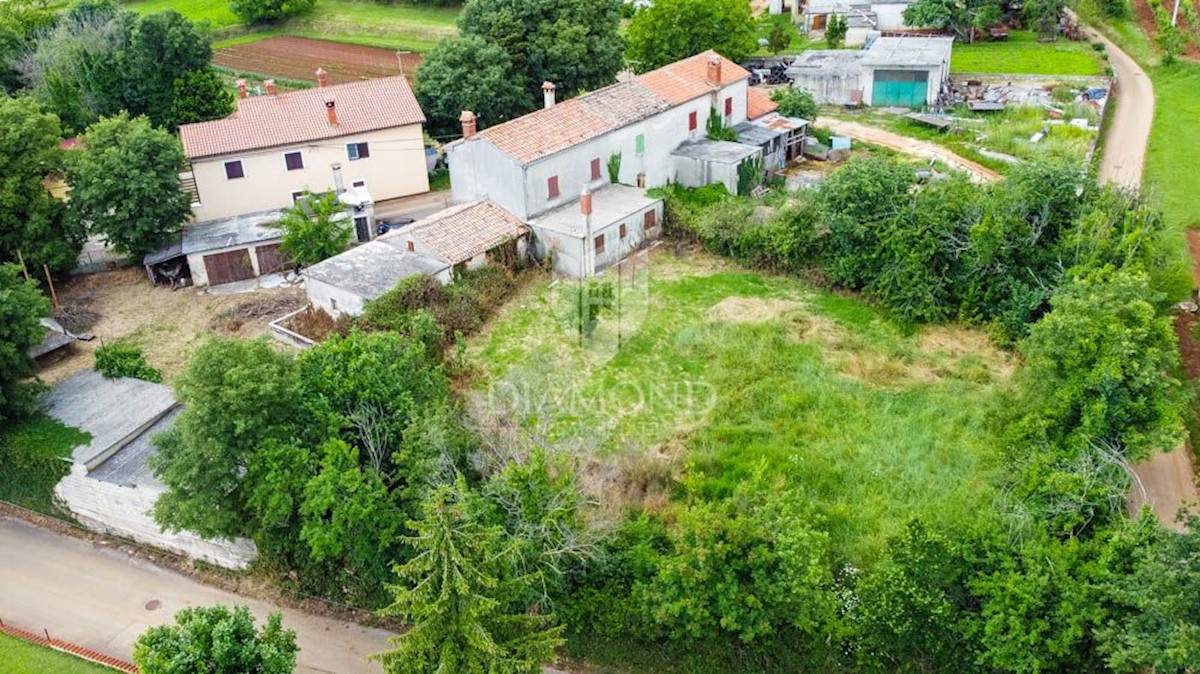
705,108,737,142
1155,12,1185,65
0,413,90,514
271,190,351,266
133,605,298,674
0,97,82,273
229,0,318,24
1101,0,1129,18
770,86,818,121
169,68,235,129
736,155,764,196
903,0,1002,42
0,264,50,424
67,113,191,258
1024,0,1065,41
122,10,213,127
766,19,791,54
375,480,565,674
562,280,614,337
825,13,848,49
414,35,533,138
457,0,624,101
607,151,621,183
626,0,756,71
94,340,162,383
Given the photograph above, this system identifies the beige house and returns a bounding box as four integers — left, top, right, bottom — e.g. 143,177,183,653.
179,73,429,222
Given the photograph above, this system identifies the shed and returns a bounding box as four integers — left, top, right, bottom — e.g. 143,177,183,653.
860,36,953,107
303,240,450,318
527,184,663,277
181,209,291,287
785,50,866,105
671,140,764,195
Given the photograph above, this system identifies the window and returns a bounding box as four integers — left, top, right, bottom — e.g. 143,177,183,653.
644,210,657,229
224,160,244,180
330,298,338,312
352,180,365,188
406,240,415,252
284,151,304,171
547,175,560,199
619,223,627,239
291,190,305,204
635,134,645,155
636,173,646,188
724,97,733,116
346,142,370,160
594,234,605,255
590,158,601,181
688,111,698,131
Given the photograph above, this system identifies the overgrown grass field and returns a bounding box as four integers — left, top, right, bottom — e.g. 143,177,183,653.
0,633,112,674
0,414,89,514
469,252,1009,562
951,30,1107,75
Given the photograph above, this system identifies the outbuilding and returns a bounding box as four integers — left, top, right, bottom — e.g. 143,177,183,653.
303,239,450,318
861,36,954,107
527,184,662,277
671,140,764,196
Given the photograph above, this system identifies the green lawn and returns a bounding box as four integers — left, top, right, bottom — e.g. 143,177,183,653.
951,30,1108,75
124,0,459,51
469,253,1007,564
0,633,112,674
0,413,89,515
753,13,812,55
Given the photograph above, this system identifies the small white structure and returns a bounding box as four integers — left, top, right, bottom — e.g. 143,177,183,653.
785,36,953,108
786,50,868,105
303,240,450,318
672,140,764,195
528,184,662,277
804,0,916,45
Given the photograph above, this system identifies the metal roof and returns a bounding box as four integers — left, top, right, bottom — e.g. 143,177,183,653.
861,36,955,68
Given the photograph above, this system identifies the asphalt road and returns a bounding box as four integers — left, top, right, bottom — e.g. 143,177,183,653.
0,517,393,673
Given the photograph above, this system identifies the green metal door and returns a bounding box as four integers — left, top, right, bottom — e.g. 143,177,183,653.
871,70,928,108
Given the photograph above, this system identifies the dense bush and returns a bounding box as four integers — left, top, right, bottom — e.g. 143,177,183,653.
770,86,818,122
0,264,50,423
94,340,162,382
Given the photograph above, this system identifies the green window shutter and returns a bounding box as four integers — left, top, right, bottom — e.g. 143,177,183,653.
635,134,645,154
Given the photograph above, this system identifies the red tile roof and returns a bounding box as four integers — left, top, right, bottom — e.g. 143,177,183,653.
746,87,779,120
180,76,424,160
471,50,749,166
390,200,525,265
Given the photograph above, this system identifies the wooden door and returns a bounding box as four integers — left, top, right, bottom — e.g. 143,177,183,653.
203,249,256,285
255,243,290,275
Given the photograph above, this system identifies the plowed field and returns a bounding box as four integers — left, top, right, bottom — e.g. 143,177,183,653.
213,36,423,85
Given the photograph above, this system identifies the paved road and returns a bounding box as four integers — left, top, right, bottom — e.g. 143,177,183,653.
0,518,393,673
821,118,1004,183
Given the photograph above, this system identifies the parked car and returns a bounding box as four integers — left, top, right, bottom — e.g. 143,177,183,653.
376,216,415,236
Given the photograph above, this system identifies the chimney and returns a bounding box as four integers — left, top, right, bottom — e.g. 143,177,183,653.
325,97,338,125
460,110,477,139
315,67,328,88
265,79,277,96
236,79,247,99
331,163,345,195
542,81,556,109
580,185,592,217
706,55,722,87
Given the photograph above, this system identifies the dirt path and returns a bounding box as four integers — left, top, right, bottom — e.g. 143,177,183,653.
1085,23,1200,530
0,517,392,673
820,119,1004,183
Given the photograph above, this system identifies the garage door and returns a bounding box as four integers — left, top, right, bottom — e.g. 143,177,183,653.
203,249,256,286
872,70,928,108
255,243,290,275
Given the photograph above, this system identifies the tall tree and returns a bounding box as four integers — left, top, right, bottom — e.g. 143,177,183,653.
169,68,235,129
415,35,534,138
66,112,192,258
902,0,1002,42
0,264,51,424
122,10,212,128
457,0,624,98
133,605,298,674
229,0,318,24
270,190,352,266
0,96,84,272
626,0,756,71
374,481,565,674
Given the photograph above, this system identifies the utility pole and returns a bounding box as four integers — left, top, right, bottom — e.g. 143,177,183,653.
1173,0,1181,26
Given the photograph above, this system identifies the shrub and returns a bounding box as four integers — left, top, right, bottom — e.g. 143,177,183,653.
770,86,818,122
94,340,161,382
562,280,614,337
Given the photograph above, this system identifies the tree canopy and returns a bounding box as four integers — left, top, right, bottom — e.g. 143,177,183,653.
626,0,756,71
229,0,318,24
271,190,352,266
0,264,50,424
414,35,533,138
133,605,298,674
66,112,192,258
902,0,1002,42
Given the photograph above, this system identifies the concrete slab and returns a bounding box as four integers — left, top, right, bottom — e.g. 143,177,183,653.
41,370,177,469
204,272,300,295
89,407,181,488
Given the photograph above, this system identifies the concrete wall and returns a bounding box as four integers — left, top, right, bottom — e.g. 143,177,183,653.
530,202,663,277
791,71,866,105
672,154,753,195
191,124,429,222
306,276,368,318
187,239,280,287
874,3,908,29
447,140,529,219
592,202,663,273
54,465,258,570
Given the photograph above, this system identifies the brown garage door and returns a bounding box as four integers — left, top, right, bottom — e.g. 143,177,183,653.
203,249,256,286
255,243,290,274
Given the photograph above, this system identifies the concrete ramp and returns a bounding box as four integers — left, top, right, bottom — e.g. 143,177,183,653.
41,369,177,470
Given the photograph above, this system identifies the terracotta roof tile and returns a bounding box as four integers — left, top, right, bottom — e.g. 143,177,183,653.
180,76,424,160
746,87,779,120
388,200,525,265
471,51,749,166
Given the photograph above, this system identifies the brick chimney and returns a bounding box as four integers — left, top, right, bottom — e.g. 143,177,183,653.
580,185,592,216
236,79,247,99
325,97,338,125
315,67,328,88
460,110,477,139
264,79,277,96
706,55,722,87
542,81,556,109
